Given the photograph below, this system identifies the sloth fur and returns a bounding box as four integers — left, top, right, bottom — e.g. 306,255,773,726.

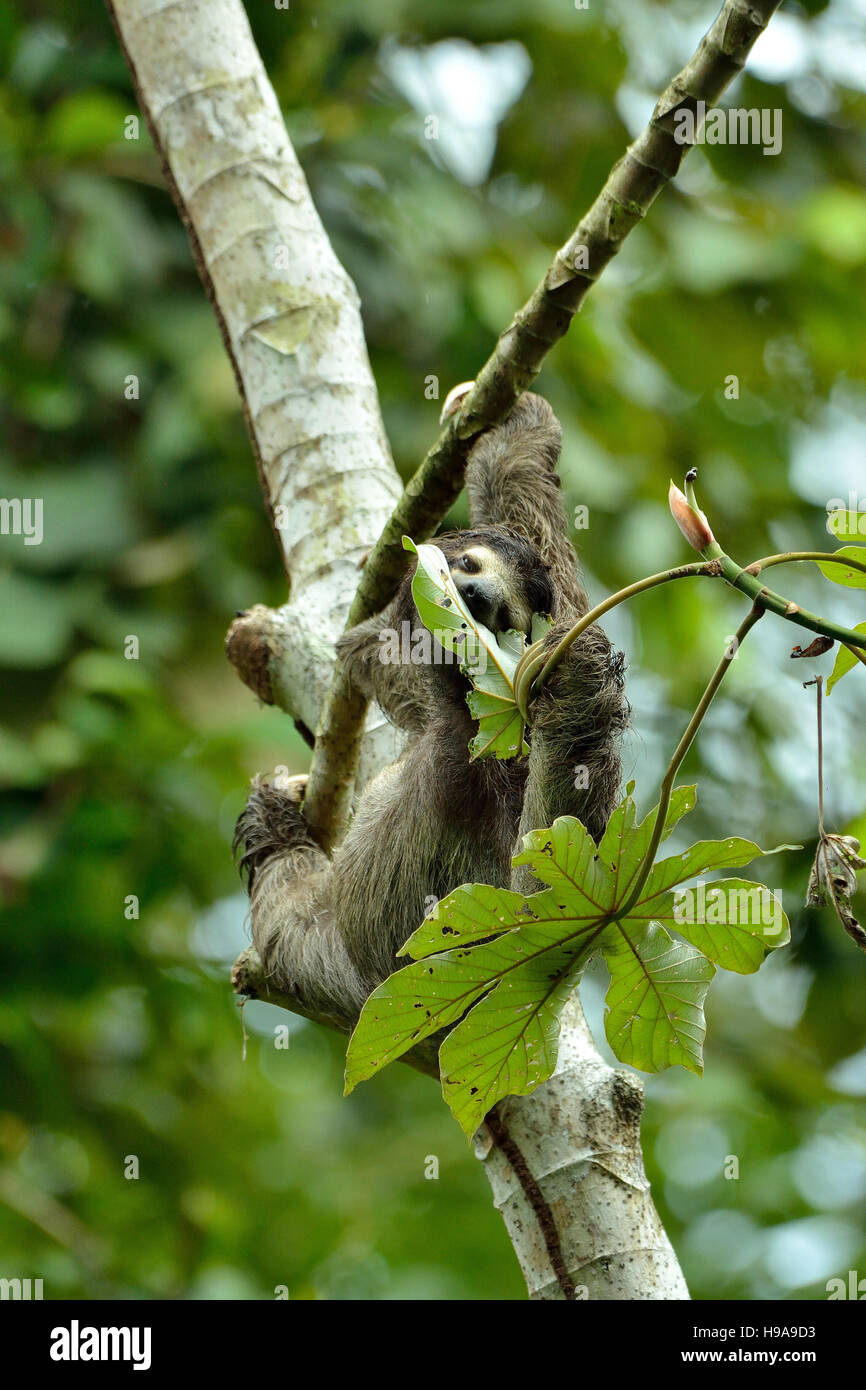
235,393,628,1024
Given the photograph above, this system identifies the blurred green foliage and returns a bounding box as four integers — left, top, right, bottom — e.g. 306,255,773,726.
1,0,865,1300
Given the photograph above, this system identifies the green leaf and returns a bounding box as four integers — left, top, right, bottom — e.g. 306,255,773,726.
402,536,495,662
466,686,528,759
530,612,554,644
405,883,608,963
439,945,581,1136
346,921,598,1110
629,836,798,923
347,891,604,1097
398,884,537,960
824,517,866,549
402,536,549,760
346,786,797,1124
636,876,790,972
403,537,524,758
344,947,500,1092
603,922,714,1074
827,623,866,693
814,545,866,588
512,813,615,907
594,784,698,896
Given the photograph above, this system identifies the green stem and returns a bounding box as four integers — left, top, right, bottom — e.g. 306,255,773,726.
522,543,866,722
702,546,866,651
513,560,717,721
752,552,866,672
749,550,866,579
615,604,765,922
815,676,825,838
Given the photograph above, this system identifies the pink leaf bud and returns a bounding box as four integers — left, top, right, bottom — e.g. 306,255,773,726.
669,481,715,551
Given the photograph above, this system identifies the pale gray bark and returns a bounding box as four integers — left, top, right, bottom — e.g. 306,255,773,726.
476,998,688,1299
109,0,403,781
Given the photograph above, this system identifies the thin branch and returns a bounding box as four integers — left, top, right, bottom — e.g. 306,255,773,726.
815,676,825,837
525,548,866,712
709,548,866,651
303,0,783,845
617,603,765,920
750,550,866,579
514,559,720,719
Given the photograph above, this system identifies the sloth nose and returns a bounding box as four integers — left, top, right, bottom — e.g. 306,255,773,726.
454,573,498,627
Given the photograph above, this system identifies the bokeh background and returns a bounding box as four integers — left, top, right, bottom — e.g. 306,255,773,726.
2,0,866,1301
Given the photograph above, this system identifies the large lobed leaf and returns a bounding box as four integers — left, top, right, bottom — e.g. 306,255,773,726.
346,786,794,1135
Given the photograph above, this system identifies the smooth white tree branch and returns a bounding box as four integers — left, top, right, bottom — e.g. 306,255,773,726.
109,0,403,777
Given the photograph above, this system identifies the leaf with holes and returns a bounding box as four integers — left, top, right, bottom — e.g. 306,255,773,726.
345,919,598,1105
603,922,714,1073
438,942,582,1137
345,786,795,1134
402,536,551,759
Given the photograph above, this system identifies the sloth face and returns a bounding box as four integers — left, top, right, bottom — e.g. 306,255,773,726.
446,533,554,637
449,544,524,635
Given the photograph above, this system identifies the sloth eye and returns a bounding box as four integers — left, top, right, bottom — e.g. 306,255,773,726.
459,555,481,575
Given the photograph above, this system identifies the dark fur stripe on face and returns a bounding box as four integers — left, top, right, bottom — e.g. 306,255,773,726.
437,526,557,622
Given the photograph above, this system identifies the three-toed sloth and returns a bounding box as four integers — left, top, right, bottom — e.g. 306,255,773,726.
235,393,628,1026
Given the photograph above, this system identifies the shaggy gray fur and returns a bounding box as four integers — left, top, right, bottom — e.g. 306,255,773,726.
235,394,628,1019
